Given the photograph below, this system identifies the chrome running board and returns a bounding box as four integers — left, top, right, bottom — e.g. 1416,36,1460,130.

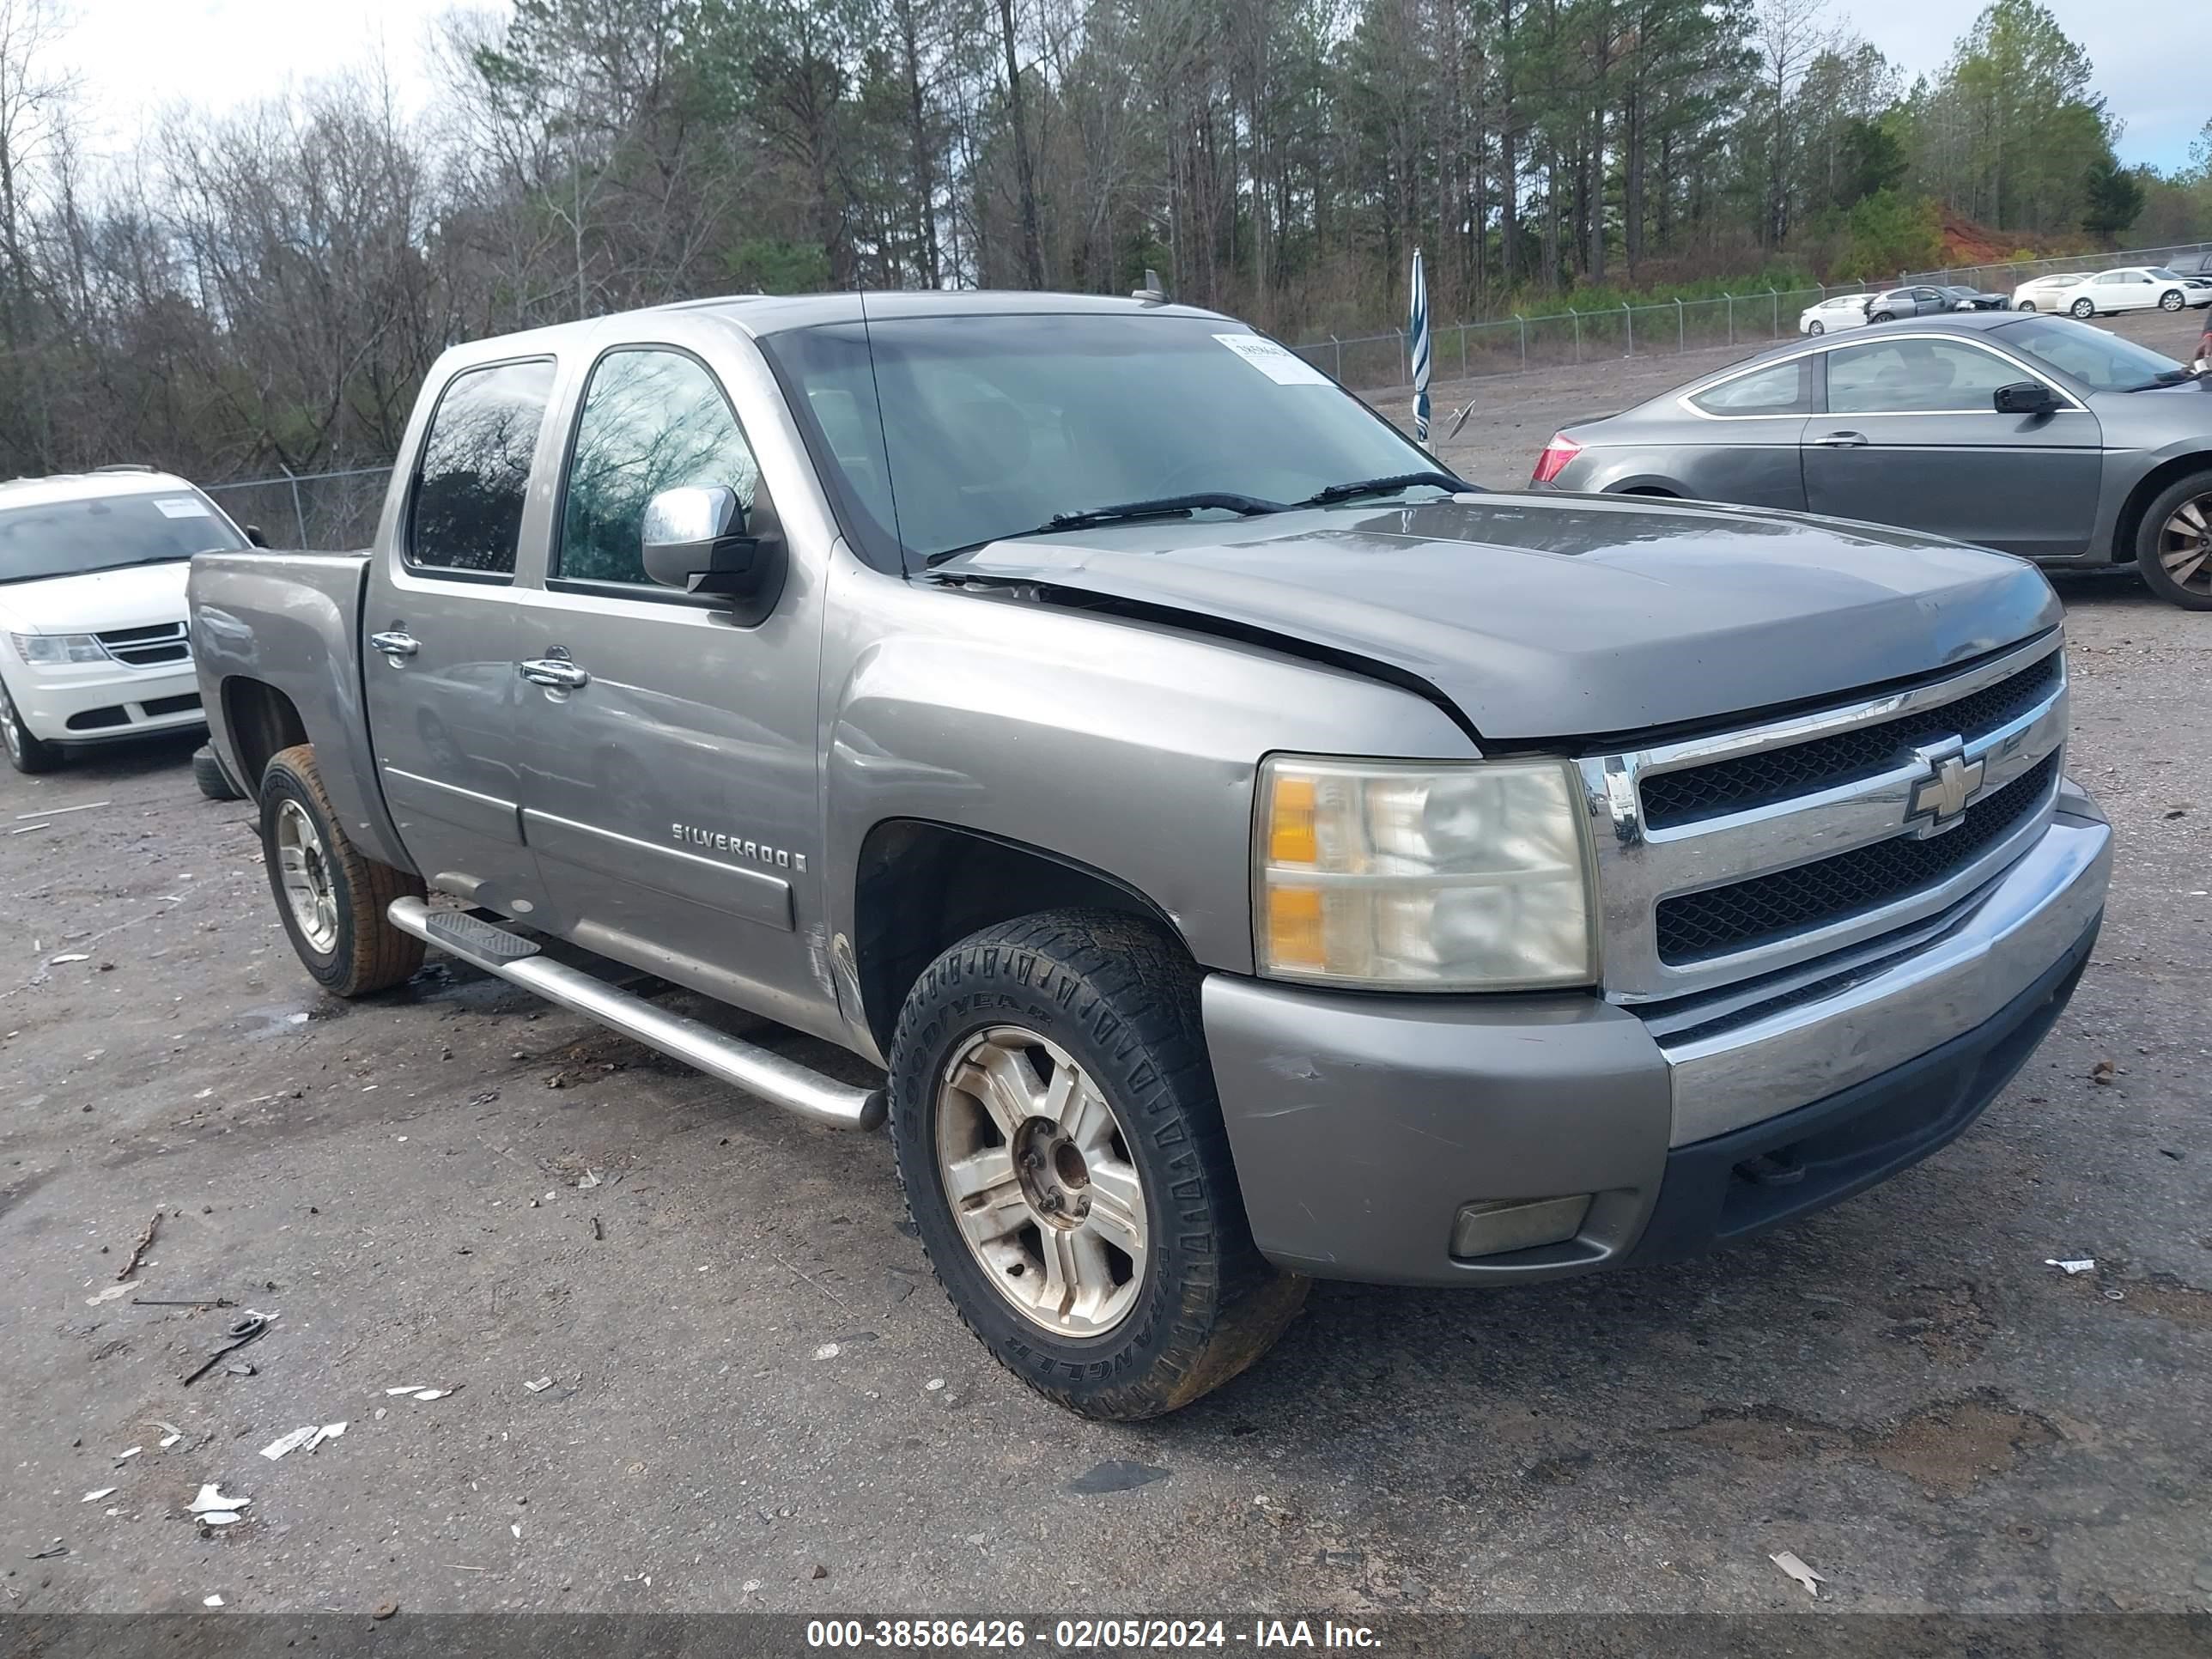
386,896,884,1131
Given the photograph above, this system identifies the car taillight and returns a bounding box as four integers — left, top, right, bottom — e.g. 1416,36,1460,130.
1531,434,1582,485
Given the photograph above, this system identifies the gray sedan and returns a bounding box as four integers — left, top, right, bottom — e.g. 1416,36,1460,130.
1531,313,2212,608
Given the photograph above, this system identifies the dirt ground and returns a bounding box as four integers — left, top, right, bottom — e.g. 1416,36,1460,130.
3,307,2209,1620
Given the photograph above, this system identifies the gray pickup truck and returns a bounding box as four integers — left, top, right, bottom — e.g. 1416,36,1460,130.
191,290,2112,1419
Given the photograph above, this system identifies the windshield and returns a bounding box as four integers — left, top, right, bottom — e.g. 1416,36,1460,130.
1995,316,2187,392
0,489,245,586
759,313,1441,568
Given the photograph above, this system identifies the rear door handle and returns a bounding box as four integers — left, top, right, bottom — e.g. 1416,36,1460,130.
519,657,591,690
368,630,419,660
1814,431,1869,448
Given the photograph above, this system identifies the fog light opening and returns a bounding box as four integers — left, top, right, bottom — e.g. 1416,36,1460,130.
1449,1194,1593,1261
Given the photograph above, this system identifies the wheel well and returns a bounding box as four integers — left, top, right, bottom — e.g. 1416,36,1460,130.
2112,455,2212,566
851,821,1188,1056
1619,486,1679,497
221,678,308,795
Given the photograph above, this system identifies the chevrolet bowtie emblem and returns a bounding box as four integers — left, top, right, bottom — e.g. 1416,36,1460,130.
1905,738,1984,836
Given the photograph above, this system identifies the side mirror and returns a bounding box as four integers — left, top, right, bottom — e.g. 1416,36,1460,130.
244,524,270,548
641,483,784,621
1994,382,2060,416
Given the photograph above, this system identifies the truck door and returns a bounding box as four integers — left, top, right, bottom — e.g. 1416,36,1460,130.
362,356,556,910
507,340,832,1034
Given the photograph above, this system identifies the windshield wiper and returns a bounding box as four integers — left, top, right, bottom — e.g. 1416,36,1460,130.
1296,470,1473,507
924,493,1287,565
2118,368,2199,392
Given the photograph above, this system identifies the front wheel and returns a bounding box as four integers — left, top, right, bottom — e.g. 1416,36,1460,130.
888,910,1306,1419
2019,301,2037,313
2071,298,2095,319
258,744,426,995
1807,320,1825,336
2160,289,2185,313
2136,470,2212,611
0,676,61,774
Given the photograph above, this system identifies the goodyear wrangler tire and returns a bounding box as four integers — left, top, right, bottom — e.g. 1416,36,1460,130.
259,744,426,996
888,910,1307,1419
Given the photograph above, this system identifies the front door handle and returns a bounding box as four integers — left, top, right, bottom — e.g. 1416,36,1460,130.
1814,431,1869,448
368,630,419,660
519,657,591,690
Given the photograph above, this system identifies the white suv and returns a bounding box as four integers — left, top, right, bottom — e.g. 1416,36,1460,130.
0,467,253,773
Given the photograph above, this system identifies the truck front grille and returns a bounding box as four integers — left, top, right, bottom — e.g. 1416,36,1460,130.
1656,754,2059,963
1640,652,2059,830
1577,633,2069,1003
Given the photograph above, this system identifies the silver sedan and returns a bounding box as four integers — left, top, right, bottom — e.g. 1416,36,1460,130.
1530,313,2212,608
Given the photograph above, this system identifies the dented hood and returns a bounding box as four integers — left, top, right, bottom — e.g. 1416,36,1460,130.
933,492,2061,742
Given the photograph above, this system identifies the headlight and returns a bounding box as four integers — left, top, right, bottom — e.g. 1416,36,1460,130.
1255,756,1598,990
9,632,105,665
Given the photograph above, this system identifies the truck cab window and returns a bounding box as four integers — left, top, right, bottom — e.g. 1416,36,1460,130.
558,349,760,586
405,359,555,577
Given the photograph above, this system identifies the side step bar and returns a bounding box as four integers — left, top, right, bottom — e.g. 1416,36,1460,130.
386,896,884,1131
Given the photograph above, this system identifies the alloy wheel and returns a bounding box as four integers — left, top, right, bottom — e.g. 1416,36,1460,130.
0,684,21,762
274,798,341,953
934,1025,1148,1337
2156,494,2212,598
2162,291,2185,312
1808,321,1824,335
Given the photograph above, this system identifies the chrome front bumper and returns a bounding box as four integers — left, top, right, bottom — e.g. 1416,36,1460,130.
1650,783,2111,1145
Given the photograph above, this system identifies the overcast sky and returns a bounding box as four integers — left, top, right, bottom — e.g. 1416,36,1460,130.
48,0,2206,173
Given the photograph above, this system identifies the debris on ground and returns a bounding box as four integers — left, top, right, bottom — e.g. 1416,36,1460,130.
2091,1059,2117,1085
925,1377,945,1392
1771,1551,1826,1597
84,1280,140,1307
203,1595,224,1607
27,1540,66,1560
1068,1460,1172,1495
2046,1258,2097,1275
16,799,108,819
259,1423,345,1461
374,1601,398,1620
812,1343,840,1361
116,1211,161,1280
577,1170,601,1189
81,1488,116,1504
524,1376,554,1394
187,1484,251,1527
182,1312,270,1387
49,953,90,964
112,1446,141,1463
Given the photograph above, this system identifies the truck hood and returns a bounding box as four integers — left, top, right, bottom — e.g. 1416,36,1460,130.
0,560,192,634
933,492,2061,742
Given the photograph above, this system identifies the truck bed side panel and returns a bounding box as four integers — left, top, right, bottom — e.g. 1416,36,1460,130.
189,550,415,872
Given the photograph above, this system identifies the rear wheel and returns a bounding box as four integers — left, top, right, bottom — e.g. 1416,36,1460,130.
2135,470,2212,611
258,744,426,995
0,677,61,774
2019,301,2038,313
888,910,1306,1419
1869,311,1895,323
1807,320,1825,336
2070,297,2095,319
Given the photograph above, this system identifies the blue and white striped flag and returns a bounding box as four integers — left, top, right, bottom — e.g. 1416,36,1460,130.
1409,247,1431,442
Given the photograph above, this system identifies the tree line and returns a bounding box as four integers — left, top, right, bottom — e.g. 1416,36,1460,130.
0,0,2204,489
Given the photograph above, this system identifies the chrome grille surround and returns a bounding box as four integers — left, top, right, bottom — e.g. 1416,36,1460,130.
1574,631,2067,1005
95,621,191,667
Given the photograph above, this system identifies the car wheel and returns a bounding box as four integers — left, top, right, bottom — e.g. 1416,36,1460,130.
2070,298,2095,319
1869,311,1894,323
1807,320,1825,336
0,676,62,774
258,743,427,995
192,745,244,801
888,909,1307,1420
2019,301,2037,313
2160,289,2185,313
2136,471,2212,611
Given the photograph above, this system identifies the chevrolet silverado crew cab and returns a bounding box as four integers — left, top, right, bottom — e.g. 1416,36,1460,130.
190,291,2111,1419
0,467,249,771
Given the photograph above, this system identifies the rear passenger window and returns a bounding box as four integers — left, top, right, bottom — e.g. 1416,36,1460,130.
405,359,556,577
1690,358,1810,416
557,349,759,586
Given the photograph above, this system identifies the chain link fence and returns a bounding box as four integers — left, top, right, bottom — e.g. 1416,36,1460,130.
200,465,392,550
1298,238,2212,393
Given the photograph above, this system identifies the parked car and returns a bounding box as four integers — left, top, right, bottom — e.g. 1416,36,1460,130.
1864,285,1979,321
1529,311,2212,607
192,291,2109,1419
2143,267,2212,308
0,467,254,773
1939,284,2009,310
1798,293,1876,335
2012,272,2093,311
2038,267,2195,318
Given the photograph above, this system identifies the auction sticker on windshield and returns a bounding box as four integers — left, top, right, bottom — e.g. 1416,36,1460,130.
153,497,212,518
1213,333,1333,386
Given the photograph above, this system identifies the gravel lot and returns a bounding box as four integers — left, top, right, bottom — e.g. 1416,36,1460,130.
3,307,2209,1620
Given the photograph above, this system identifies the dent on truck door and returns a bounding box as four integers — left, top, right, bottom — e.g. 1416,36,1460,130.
362,358,554,902
510,345,829,1031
